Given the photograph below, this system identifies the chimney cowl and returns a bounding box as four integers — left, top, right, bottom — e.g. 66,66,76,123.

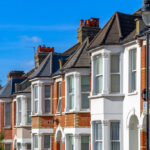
7,71,25,80
37,45,54,53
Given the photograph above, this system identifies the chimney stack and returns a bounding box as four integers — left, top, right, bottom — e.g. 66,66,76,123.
35,45,54,68
7,71,25,80
77,17,100,43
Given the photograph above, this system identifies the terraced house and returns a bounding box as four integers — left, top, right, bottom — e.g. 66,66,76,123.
0,6,149,150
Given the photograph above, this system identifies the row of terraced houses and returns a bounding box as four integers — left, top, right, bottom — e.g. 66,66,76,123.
0,6,149,150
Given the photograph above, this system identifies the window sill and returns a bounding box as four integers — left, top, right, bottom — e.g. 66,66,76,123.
3,126,11,129
31,114,54,117
89,93,125,99
128,91,138,96
64,110,90,114
15,125,31,128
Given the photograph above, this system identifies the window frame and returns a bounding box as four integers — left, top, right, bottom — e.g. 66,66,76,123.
43,134,51,150
110,54,121,93
68,135,74,150
94,121,103,150
4,102,11,127
33,85,38,114
57,82,62,113
33,134,38,150
110,121,120,150
129,49,137,93
80,135,90,150
81,75,90,110
93,54,103,95
44,85,52,114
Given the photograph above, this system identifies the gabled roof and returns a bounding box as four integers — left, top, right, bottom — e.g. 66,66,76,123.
30,52,68,79
0,78,24,98
63,38,90,69
89,12,139,49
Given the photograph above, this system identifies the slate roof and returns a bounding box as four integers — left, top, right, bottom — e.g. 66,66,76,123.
30,52,68,79
89,12,140,49
0,78,24,98
62,38,90,69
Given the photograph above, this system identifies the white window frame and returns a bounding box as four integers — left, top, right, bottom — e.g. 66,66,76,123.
43,134,51,150
33,85,38,114
94,54,103,95
81,75,90,110
4,102,11,127
129,49,137,93
44,85,52,114
17,98,22,126
80,135,90,150
94,121,103,150
110,121,120,150
110,54,120,93
57,82,62,113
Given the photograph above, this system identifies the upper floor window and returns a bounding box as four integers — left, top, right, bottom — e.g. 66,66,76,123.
94,55,103,94
33,85,38,114
4,103,11,127
81,75,90,110
68,75,74,110
110,54,120,93
94,122,102,150
129,49,137,93
27,99,31,124
110,122,120,150
17,98,21,125
44,85,51,114
57,82,62,113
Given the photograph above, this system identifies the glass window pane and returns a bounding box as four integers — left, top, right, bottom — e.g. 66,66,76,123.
131,49,136,70
81,136,89,150
57,99,61,113
44,135,50,148
131,72,136,91
27,99,31,124
111,142,120,150
69,136,74,150
5,103,11,126
58,82,61,98
5,144,11,150
34,86,38,99
27,144,31,150
95,76,102,94
34,101,38,114
45,100,51,113
81,93,90,109
68,76,74,93
45,85,51,98
95,55,103,75
111,55,120,73
110,122,120,140
69,94,74,110
95,123,102,140
81,76,90,92
34,135,38,148
111,74,120,93
96,142,102,150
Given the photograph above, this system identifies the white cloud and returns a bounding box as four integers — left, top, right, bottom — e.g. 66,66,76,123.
20,35,42,43
22,60,34,67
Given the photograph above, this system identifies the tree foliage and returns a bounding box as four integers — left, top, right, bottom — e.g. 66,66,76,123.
0,131,4,150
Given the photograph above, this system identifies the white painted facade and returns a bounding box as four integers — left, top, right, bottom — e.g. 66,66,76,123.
90,40,142,150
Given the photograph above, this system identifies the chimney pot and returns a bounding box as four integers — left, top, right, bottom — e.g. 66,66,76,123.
80,20,84,26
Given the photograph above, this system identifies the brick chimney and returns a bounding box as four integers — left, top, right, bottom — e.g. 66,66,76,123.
77,17,100,43
7,71,25,80
34,45,54,68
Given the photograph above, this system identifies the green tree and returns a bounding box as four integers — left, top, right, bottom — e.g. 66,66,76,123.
0,131,4,150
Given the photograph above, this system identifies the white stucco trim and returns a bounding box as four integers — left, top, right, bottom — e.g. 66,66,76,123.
2,139,12,143
55,125,65,141
56,77,62,83
0,99,12,102
16,138,31,143
32,128,54,134
64,128,91,135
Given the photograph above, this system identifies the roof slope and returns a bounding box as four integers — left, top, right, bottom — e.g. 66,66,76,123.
89,12,138,49
0,78,24,98
63,38,90,69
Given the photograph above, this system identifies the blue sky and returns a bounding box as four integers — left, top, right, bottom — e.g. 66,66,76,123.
0,0,141,85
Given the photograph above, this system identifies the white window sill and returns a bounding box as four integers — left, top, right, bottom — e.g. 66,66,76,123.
31,114,54,117
15,125,31,128
89,93,125,99
128,91,138,96
3,126,11,129
64,110,90,114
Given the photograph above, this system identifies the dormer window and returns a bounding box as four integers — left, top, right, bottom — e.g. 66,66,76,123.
44,85,51,114
33,85,38,114
94,55,103,94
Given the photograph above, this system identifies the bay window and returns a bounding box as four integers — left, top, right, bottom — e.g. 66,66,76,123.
94,55,103,94
81,135,89,150
57,82,62,113
4,103,11,127
110,54,120,93
44,135,51,150
17,98,21,125
44,85,51,113
68,76,74,110
129,49,137,92
81,76,90,110
33,85,38,114
110,122,120,150
94,122,102,150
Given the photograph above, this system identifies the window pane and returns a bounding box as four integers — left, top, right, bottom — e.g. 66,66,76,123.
111,74,120,93
81,93,90,109
68,76,74,93
69,136,74,150
27,99,31,124
95,76,102,94
58,82,61,98
34,86,38,99
18,99,21,125
81,76,90,92
110,122,120,140
27,144,31,150
81,136,89,150
44,135,50,148
69,94,74,109
57,99,61,112
34,101,38,114
95,55,103,75
131,49,136,70
95,123,102,140
45,85,51,98
45,100,51,113
96,142,102,150
111,55,120,73
5,103,11,126
34,135,38,148
5,144,11,150
131,72,136,91
111,142,120,150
